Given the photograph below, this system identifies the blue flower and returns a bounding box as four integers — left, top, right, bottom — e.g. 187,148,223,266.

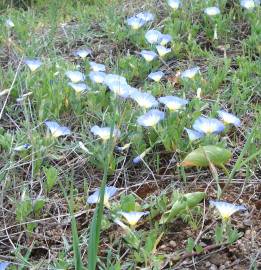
0,261,11,270
184,128,204,141
68,82,89,93
119,211,149,226
65,71,85,83
140,50,158,62
126,16,145,30
217,110,241,127
167,0,181,9
115,143,131,152
45,121,71,137
148,71,164,82
192,116,225,135
5,19,14,28
156,45,171,57
136,11,155,22
204,7,221,16
210,200,246,221
89,71,106,84
89,61,106,72
131,91,158,109
132,148,151,164
158,95,188,111
240,0,258,9
107,81,132,98
137,109,165,127
159,34,172,46
104,74,127,86
145,29,162,44
87,186,118,207
73,48,92,59
14,143,31,151
91,125,121,141
180,66,200,79
24,58,42,72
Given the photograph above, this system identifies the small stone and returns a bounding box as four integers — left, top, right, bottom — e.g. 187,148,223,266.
169,240,177,247
206,261,211,267
210,264,217,270
243,219,252,226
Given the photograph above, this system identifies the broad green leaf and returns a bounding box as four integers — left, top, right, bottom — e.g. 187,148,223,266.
33,197,46,216
43,166,58,193
16,191,33,222
181,145,232,168
160,192,205,224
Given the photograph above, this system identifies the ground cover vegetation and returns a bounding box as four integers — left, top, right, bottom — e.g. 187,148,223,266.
0,0,260,269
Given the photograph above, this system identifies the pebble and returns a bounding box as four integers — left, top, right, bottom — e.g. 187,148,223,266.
169,240,177,247
210,264,217,270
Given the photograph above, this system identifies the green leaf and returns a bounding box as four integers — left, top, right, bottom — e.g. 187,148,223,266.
144,231,158,254
120,194,137,212
43,166,58,193
160,192,205,224
33,197,46,216
16,191,33,222
181,145,232,168
214,224,223,244
186,238,195,253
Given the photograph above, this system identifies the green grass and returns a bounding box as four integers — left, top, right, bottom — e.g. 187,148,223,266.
0,0,261,269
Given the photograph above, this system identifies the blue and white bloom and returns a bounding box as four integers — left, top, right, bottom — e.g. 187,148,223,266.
14,143,31,152
91,125,121,141
131,91,158,109
0,262,10,270
87,186,118,207
133,148,151,164
218,110,241,127
73,48,92,59
204,7,221,16
65,71,85,83
148,71,164,82
192,116,225,135
89,61,106,72
145,29,162,44
158,96,188,111
127,16,145,30
5,19,14,28
180,66,200,79
45,121,71,137
140,50,158,62
240,0,259,9
167,0,181,9
24,59,42,72
136,11,155,22
156,45,171,57
119,211,149,226
115,143,131,152
68,82,89,93
89,71,106,84
159,34,172,46
114,218,130,230
104,74,127,86
210,200,246,221
137,109,165,127
184,128,204,141
107,81,132,98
